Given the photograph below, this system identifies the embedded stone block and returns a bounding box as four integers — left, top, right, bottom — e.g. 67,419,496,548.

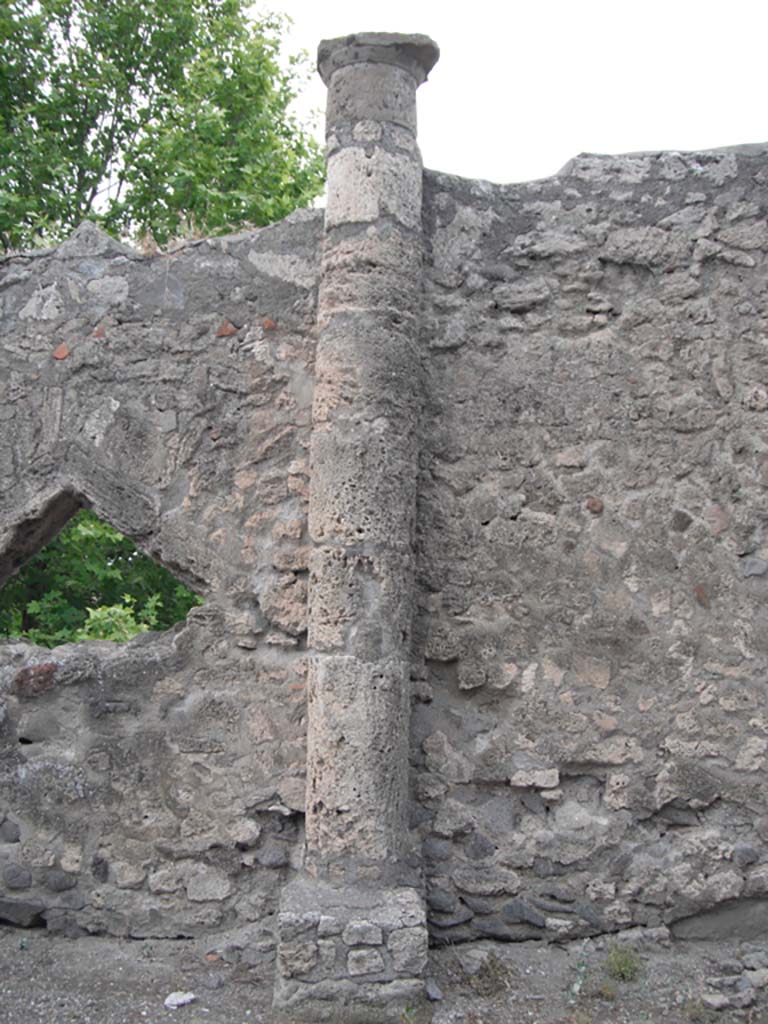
388,926,428,974
343,921,383,945
348,947,385,976
326,148,422,230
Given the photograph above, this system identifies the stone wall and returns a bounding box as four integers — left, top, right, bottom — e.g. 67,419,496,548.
0,212,321,939
2,28,768,1024
414,149,768,944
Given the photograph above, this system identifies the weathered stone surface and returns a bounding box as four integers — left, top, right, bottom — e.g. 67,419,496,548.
388,926,428,974
3,20,768,1024
279,940,319,978
303,29,429,881
276,878,429,1019
186,866,233,903
0,204,320,940
412,139,768,943
343,921,383,946
347,947,385,976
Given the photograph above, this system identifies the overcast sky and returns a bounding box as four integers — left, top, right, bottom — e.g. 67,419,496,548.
268,0,768,184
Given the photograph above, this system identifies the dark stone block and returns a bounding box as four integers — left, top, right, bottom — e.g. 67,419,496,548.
0,818,21,843
671,510,693,532
500,897,547,928
423,837,452,862
428,904,473,928
55,890,86,910
671,898,768,941
733,845,760,868
533,857,568,878
426,885,456,914
474,915,543,941
3,863,32,890
461,894,495,915
0,897,46,927
538,885,576,903
657,805,699,826
255,839,289,868
530,895,577,915
574,901,603,927
43,908,87,936
91,856,109,882
46,869,78,892
463,831,495,860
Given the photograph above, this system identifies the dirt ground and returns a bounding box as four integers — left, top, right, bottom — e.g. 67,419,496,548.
2,923,767,1024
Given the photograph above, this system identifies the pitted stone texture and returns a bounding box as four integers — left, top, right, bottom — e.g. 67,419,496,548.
326,147,422,229
311,313,421,424
305,26,430,877
279,939,319,979
308,546,414,655
388,926,428,974
305,654,410,862
319,232,423,315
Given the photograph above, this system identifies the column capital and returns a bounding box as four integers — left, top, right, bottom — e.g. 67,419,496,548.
318,32,439,87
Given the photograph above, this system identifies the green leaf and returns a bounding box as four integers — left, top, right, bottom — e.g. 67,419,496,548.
0,0,324,250
0,510,202,648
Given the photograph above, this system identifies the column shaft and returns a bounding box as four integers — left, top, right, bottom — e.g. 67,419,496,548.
305,34,438,873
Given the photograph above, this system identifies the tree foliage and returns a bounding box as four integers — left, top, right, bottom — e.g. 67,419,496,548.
0,0,324,249
0,511,202,647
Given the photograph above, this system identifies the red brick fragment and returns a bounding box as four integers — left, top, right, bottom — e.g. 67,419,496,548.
92,324,106,339
52,342,70,360
216,319,238,337
586,497,604,515
262,317,277,331
12,663,57,698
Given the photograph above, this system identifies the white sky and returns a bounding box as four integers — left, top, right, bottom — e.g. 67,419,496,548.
267,0,768,184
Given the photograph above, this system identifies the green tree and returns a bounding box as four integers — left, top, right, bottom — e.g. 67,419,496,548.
0,511,203,647
0,0,324,249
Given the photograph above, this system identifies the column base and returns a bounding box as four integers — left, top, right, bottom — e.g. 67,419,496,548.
273,876,431,1023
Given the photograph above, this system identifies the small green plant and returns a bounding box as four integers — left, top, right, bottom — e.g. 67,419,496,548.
468,951,513,997
568,939,590,1002
604,941,640,982
683,996,719,1024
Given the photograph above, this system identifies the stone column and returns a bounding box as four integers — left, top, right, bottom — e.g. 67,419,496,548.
274,33,439,1024
307,32,439,872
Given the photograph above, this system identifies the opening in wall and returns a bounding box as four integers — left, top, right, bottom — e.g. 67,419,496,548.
0,505,202,648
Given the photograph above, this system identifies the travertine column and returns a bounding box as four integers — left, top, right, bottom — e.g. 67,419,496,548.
306,33,439,873
274,33,438,1023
